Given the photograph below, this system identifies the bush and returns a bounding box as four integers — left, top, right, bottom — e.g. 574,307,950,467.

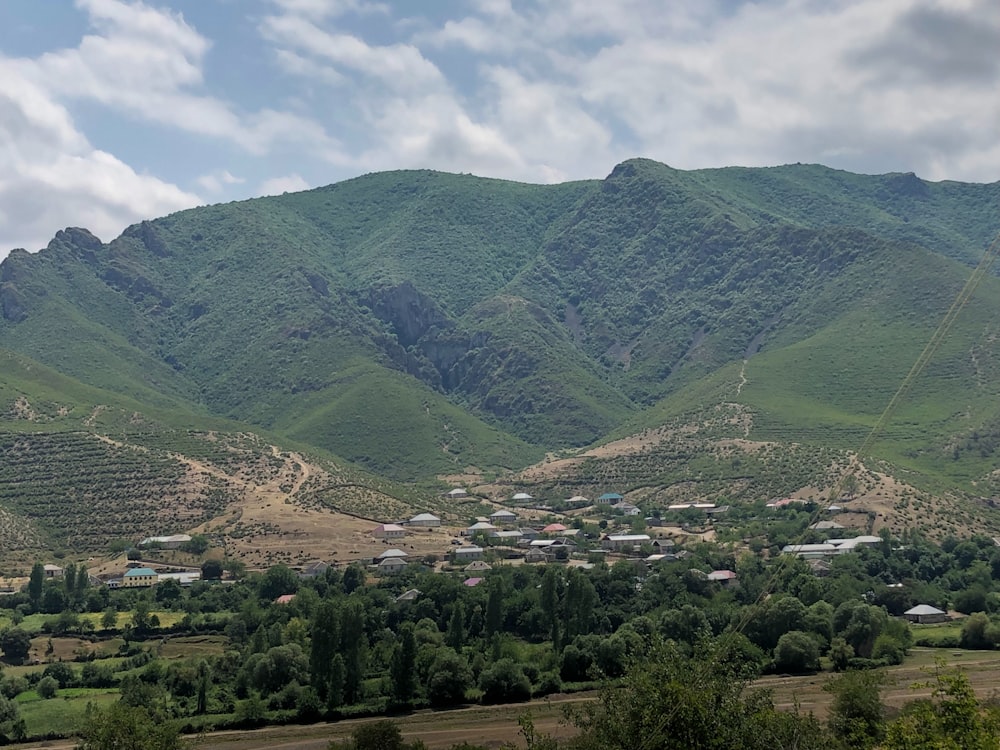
871,635,905,666
478,659,532,705
773,631,820,673
36,676,58,699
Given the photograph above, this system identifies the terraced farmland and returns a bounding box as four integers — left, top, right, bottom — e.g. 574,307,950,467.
0,431,240,552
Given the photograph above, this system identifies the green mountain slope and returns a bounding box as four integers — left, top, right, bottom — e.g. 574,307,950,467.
2,158,1000,517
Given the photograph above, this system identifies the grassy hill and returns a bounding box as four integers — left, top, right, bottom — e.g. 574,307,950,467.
3,159,1000,552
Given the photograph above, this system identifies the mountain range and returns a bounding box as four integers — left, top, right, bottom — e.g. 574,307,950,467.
3,158,1000,556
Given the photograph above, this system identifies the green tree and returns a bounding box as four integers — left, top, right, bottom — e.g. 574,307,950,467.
311,600,340,701
0,694,24,742
75,701,184,749
101,608,118,631
825,669,886,749
883,668,1000,749
485,580,503,638
341,601,366,704
0,628,31,663
426,649,472,707
259,564,299,601
478,658,532,704
447,602,465,650
27,563,43,611
36,676,58,699
570,640,826,750
201,559,224,580
390,623,417,705
773,631,820,673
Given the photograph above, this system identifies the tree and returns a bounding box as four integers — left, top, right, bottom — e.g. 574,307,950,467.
825,669,886,749
0,628,31,663
882,668,1000,749
341,720,406,750
75,701,184,750
342,564,365,594
27,563,43,611
478,658,532,704
390,623,417,705
0,694,24,743
341,601,366,704
447,602,465,650
36,676,58,699
485,580,503,638
426,649,472,707
829,637,854,672
201,559,224,580
311,600,340,701
258,565,299,601
101,608,118,631
961,612,1000,650
570,639,826,750
773,631,820,673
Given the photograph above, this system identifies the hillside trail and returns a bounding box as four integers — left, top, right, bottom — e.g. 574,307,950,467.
736,358,748,396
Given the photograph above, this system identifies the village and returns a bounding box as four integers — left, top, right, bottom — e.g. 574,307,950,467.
37,487,950,626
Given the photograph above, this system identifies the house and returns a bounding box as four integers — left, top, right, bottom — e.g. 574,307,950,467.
542,523,567,534
524,548,551,564
512,492,533,502
299,560,330,579
602,534,651,551
453,546,484,562
613,502,641,516
565,495,590,506
519,528,540,540
464,521,497,537
825,535,882,551
372,523,407,540
809,520,845,530
708,570,739,588
766,498,805,509
121,567,158,588
375,549,409,564
275,594,296,605
465,560,492,572
138,534,192,549
782,543,838,559
463,577,484,587
598,493,624,504
904,604,949,624
396,588,421,602
408,513,441,528
446,488,468,498
43,564,63,579
493,530,523,544
377,557,408,574
157,571,201,586
651,539,674,553
806,559,832,577
489,509,518,526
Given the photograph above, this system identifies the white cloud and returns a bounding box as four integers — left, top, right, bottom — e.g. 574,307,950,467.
258,174,311,196
0,57,199,256
195,170,245,193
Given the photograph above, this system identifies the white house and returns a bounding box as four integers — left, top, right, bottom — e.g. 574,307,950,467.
489,509,518,526
378,557,408,574
139,534,192,549
408,513,441,528
453,546,484,562
372,523,407,540
602,534,651,551
43,564,63,579
464,521,497,537
446,488,468,498
511,492,533,502
375,549,409,565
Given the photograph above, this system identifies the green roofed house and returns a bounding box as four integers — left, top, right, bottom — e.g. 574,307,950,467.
598,493,624,504
122,567,157,588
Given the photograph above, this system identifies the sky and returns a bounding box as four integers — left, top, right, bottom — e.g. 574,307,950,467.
2,0,999,259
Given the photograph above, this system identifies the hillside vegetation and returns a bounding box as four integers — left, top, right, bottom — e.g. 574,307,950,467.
3,159,1000,551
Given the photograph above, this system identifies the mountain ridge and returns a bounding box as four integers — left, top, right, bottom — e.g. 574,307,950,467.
3,158,1000,554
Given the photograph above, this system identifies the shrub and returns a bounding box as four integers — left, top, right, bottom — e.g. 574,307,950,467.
36,676,58,699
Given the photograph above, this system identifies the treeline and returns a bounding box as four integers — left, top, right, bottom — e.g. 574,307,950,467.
4,529,1000,740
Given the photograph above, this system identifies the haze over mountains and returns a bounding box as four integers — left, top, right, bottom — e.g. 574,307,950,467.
3,158,1000,553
